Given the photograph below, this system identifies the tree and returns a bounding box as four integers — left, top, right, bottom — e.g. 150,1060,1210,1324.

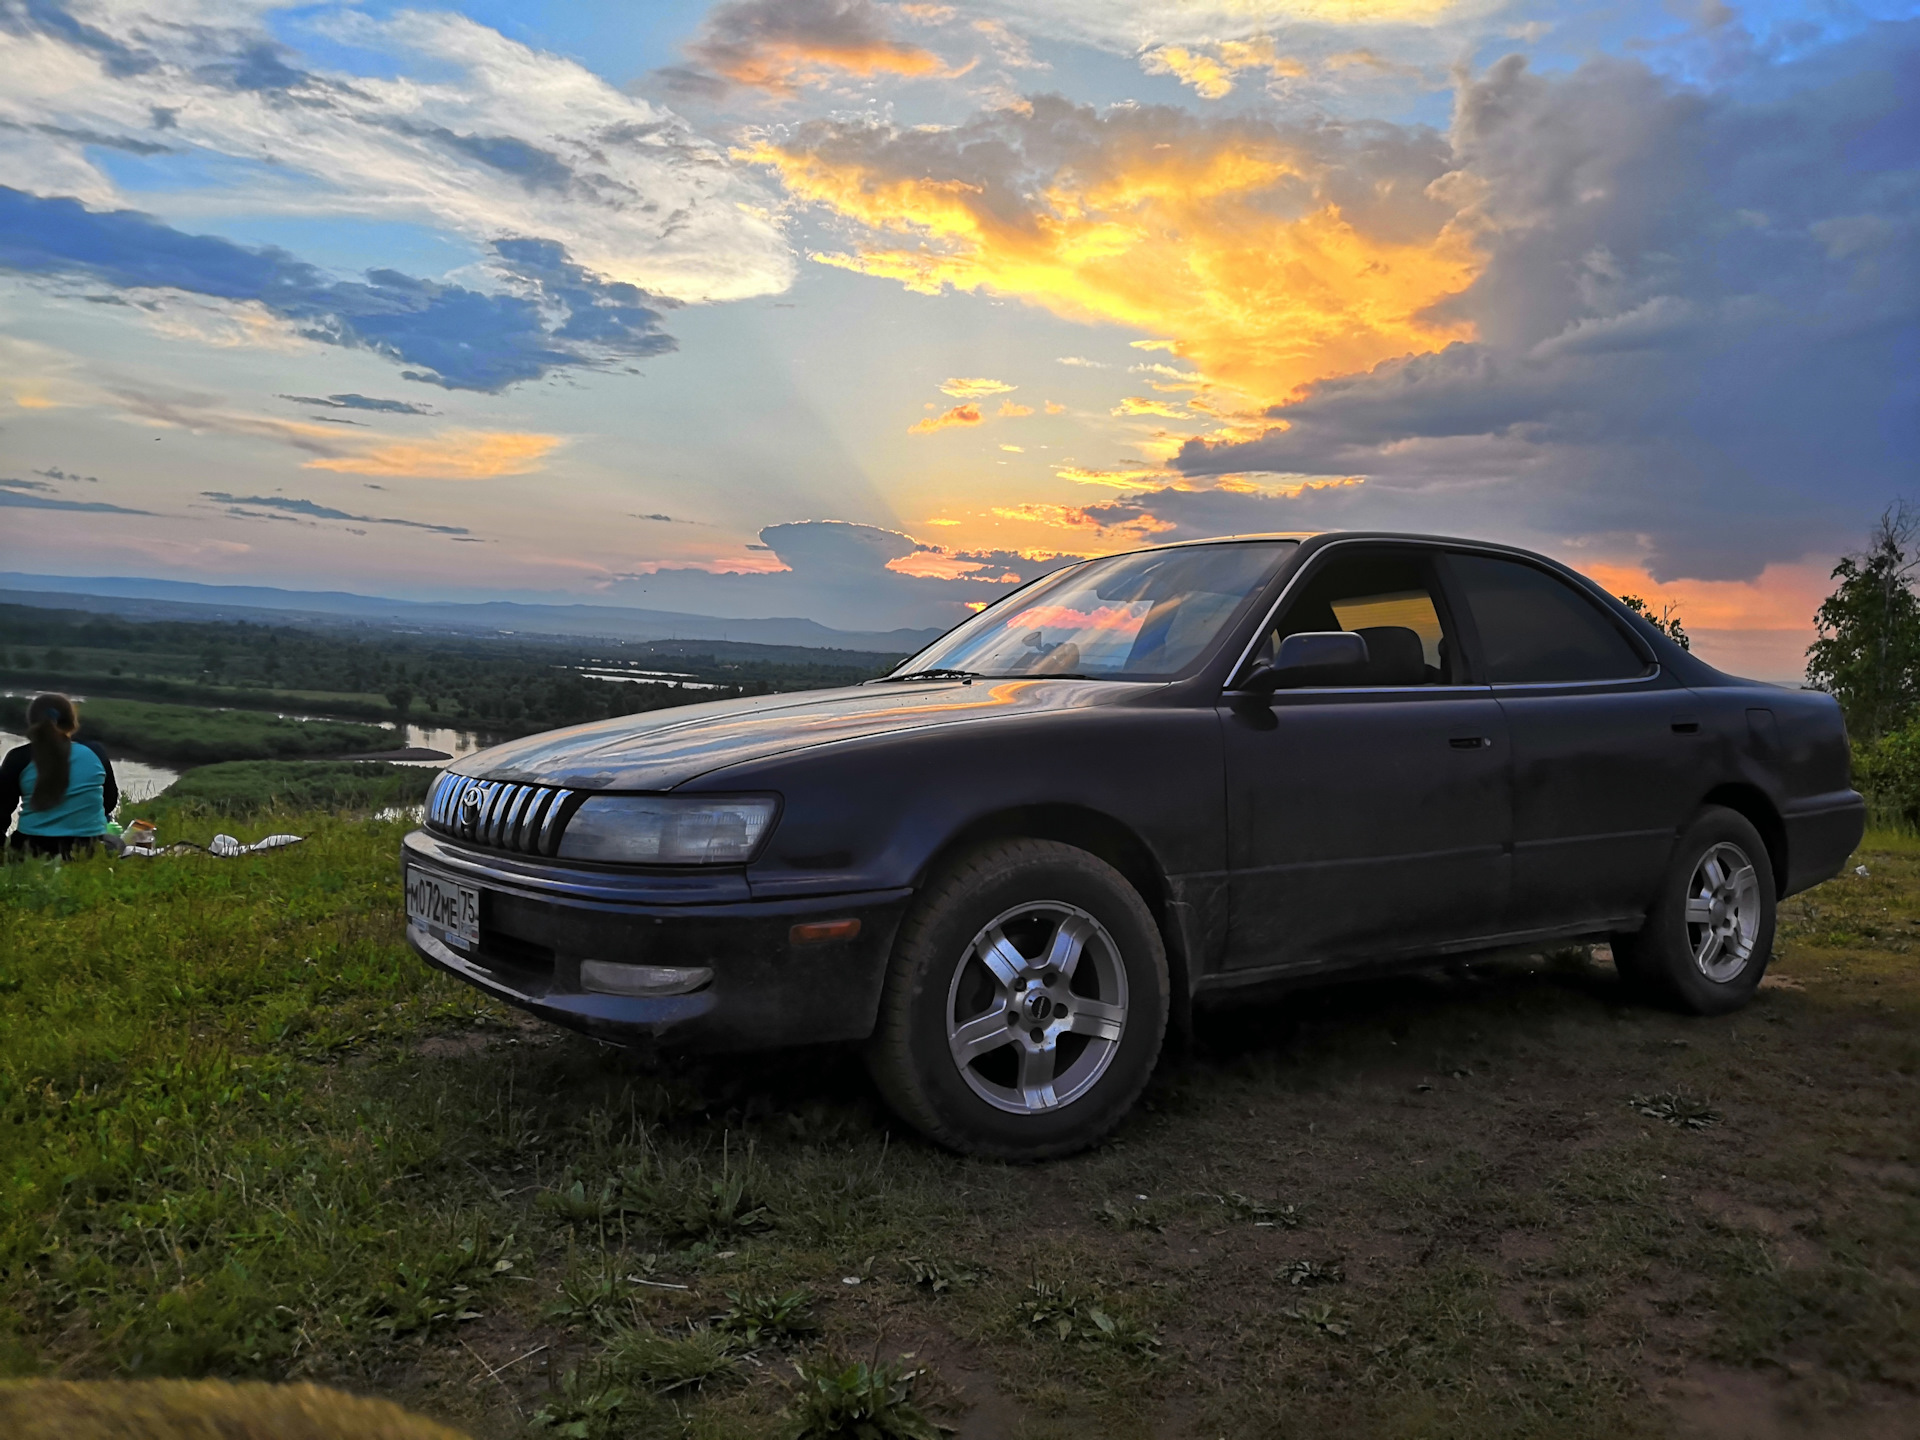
1618,594,1690,651
385,684,414,723
1806,502,1920,740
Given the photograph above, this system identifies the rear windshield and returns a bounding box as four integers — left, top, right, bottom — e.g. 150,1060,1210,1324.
888,540,1297,681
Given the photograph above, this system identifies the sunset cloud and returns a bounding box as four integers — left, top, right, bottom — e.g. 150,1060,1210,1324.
682,0,956,96
998,400,1034,416
907,403,984,434
993,502,1175,537
1140,39,1304,100
1055,465,1171,489
1140,38,1419,100
939,377,1017,398
304,431,561,479
749,95,1480,406
1112,396,1191,419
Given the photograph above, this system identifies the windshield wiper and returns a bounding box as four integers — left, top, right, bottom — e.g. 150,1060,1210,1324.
883,667,983,682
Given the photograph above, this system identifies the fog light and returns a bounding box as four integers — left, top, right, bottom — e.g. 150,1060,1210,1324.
579,961,713,997
790,918,861,946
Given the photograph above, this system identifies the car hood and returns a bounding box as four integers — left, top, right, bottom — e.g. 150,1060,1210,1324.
457,679,1143,790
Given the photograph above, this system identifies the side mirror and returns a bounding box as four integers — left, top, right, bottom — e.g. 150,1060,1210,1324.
1239,631,1371,693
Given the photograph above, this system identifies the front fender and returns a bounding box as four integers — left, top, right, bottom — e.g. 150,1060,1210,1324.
712,703,1226,902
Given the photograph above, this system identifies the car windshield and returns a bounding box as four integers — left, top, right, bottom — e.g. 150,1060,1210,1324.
889,540,1297,681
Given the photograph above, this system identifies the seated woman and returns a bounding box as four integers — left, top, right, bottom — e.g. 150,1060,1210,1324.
2,693,119,859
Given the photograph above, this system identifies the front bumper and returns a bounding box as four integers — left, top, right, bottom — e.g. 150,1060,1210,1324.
402,828,911,1051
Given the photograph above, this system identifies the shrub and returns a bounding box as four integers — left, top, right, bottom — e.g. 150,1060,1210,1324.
1854,724,1920,827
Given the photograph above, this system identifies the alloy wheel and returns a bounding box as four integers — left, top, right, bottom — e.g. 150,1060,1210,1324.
944,901,1129,1115
1683,840,1761,983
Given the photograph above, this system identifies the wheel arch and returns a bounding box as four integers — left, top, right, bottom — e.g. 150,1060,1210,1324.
916,803,1190,1038
1700,783,1787,889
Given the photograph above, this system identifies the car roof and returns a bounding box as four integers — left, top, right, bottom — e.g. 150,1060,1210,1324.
1124,530,1549,560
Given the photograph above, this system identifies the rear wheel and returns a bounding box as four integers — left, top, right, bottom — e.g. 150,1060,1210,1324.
865,839,1169,1160
1612,805,1775,1015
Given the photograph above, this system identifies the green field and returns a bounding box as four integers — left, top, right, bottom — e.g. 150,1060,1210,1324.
0,811,1914,1438
0,696,393,767
151,761,436,816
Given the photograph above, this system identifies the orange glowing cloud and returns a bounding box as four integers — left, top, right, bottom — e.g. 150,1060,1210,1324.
939,376,1016,398
993,502,1174,536
1112,395,1191,419
1054,465,1174,489
1141,39,1307,100
688,0,955,96
748,96,1480,408
303,430,560,479
908,403,983,434
998,400,1034,417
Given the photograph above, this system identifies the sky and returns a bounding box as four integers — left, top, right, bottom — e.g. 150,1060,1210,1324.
1,0,1916,679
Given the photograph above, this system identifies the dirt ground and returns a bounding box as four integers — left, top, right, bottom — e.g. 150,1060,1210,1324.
370,842,1919,1440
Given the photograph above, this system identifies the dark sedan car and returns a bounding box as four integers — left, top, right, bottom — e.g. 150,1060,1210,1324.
403,531,1864,1158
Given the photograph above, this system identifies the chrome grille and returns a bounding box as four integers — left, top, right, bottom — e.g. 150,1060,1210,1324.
425,772,575,856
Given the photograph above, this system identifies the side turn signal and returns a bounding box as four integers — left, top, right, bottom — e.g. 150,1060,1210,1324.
789,918,861,946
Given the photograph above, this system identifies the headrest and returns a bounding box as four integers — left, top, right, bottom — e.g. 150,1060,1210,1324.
1354,626,1429,685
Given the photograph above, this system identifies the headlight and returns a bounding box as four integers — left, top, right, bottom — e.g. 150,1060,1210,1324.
556,794,778,865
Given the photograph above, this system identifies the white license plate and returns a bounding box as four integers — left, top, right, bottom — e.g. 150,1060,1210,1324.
406,867,479,946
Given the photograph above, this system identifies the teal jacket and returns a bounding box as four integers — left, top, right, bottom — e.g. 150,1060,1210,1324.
2,740,119,837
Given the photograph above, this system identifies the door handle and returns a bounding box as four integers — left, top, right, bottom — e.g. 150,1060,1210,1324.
1449,736,1491,749
1671,720,1700,734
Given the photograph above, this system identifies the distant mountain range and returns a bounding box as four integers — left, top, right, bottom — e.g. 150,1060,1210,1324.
0,573,947,655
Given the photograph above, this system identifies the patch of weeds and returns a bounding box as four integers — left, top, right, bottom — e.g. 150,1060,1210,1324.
531,1363,633,1439
1018,1280,1160,1357
1280,1259,1344,1287
547,1265,638,1332
539,1178,626,1231
902,1257,982,1294
353,1228,504,1340
783,1355,940,1440
606,1326,739,1394
621,1146,773,1244
1211,1191,1301,1228
714,1288,818,1348
1094,1198,1165,1232
1629,1090,1723,1129
1282,1301,1352,1338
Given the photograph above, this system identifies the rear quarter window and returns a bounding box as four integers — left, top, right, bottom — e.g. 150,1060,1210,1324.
1448,553,1650,683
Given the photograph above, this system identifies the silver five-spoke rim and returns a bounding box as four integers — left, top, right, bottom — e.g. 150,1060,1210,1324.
1684,841,1761,983
945,901,1128,1116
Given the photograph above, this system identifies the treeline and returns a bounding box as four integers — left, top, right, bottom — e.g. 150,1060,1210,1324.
0,604,905,738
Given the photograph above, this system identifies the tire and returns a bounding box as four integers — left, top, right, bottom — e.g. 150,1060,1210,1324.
1612,806,1776,1015
865,839,1169,1160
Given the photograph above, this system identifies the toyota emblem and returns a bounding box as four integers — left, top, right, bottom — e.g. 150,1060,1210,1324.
461,786,483,808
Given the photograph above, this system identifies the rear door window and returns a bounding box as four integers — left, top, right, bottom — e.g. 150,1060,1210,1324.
1446,553,1650,683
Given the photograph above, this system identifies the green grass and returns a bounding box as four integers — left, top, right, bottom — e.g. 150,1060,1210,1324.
148,761,434,817
0,819,1915,1438
0,696,392,766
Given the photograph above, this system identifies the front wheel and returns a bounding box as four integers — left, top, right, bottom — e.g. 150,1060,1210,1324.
1612,805,1776,1015
865,839,1169,1160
